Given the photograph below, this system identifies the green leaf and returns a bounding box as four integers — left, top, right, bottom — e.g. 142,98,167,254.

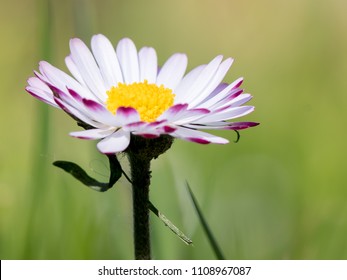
186,181,225,260
148,201,193,246
53,155,122,192
107,155,123,187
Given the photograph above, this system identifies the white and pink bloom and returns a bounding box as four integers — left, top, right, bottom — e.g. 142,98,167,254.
26,34,258,154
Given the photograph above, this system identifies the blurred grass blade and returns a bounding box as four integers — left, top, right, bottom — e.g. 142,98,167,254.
120,169,192,245
148,201,193,245
23,0,53,258
186,181,225,260
53,155,122,192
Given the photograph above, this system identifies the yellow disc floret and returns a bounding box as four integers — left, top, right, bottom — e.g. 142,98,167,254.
106,80,175,123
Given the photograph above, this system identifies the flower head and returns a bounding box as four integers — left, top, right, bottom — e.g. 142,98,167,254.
26,34,258,154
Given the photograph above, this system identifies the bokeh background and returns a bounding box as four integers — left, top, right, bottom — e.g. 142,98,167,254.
1,0,347,259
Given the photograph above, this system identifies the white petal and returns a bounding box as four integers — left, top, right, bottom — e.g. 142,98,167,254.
69,38,107,100
97,129,131,154
172,126,229,144
211,93,252,110
202,82,229,100
40,60,97,102
177,55,223,105
38,61,74,92
70,128,115,139
186,121,259,130
228,93,252,107
156,53,187,90
170,108,210,125
91,34,124,88
27,76,51,90
197,106,255,123
174,64,205,103
199,78,243,109
123,121,147,132
189,58,233,108
158,104,189,121
130,122,164,138
132,131,160,138
124,120,166,136
138,47,158,83
81,99,121,127
26,77,58,107
26,87,58,108
53,87,83,110
65,55,87,87
53,97,101,128
116,38,140,84
61,88,115,125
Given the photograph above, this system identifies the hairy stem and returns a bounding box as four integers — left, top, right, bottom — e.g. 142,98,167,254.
128,153,151,260
126,135,173,260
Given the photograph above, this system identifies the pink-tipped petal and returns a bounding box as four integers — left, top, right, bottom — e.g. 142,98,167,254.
202,82,229,100
186,121,259,130
198,80,244,109
40,60,98,102
115,107,141,125
160,125,177,133
26,87,58,108
226,122,260,130
198,106,255,123
81,98,120,126
224,93,253,108
232,77,243,89
171,108,210,124
209,91,250,111
145,120,166,129
123,121,147,132
67,87,83,102
53,97,101,127
133,132,160,138
53,97,69,112
158,104,189,121
26,77,58,107
172,126,229,144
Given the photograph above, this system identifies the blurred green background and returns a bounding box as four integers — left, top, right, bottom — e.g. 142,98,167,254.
1,0,347,259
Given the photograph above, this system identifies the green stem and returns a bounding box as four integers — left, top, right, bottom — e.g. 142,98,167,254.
128,153,151,260
125,135,173,260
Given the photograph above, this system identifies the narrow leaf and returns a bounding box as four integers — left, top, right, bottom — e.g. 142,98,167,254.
53,155,122,192
107,155,123,187
186,181,225,260
148,201,193,246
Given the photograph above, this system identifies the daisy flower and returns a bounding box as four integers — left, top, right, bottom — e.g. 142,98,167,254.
26,34,258,154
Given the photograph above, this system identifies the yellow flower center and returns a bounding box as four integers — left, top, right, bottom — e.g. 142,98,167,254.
106,80,175,123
